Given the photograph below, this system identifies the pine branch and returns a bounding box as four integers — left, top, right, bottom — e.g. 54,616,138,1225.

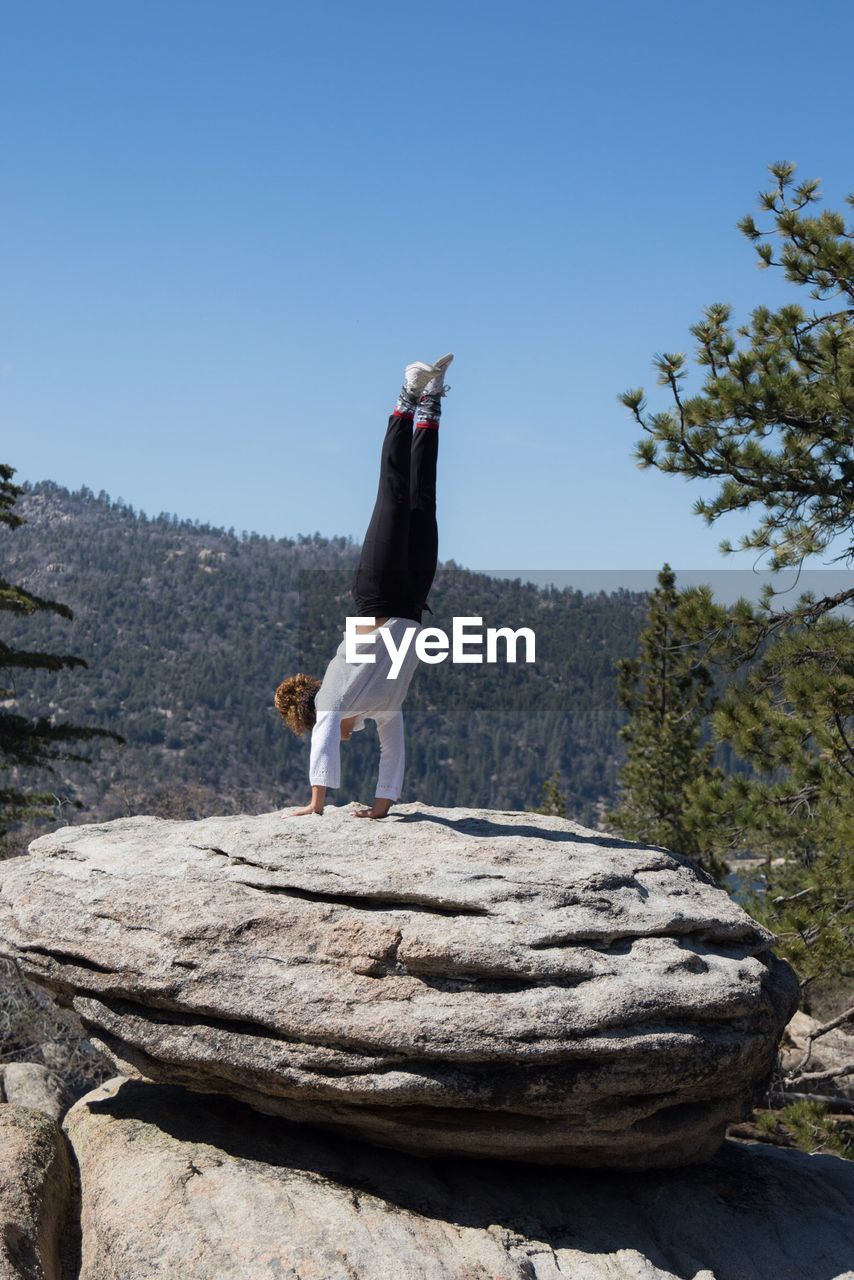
785,1062,854,1087
0,646,88,673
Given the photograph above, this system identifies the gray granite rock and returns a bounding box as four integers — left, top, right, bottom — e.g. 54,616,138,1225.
1,804,799,1166
0,1065,72,1124
64,1075,854,1280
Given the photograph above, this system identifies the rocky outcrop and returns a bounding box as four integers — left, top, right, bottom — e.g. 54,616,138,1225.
0,1105,72,1280
0,805,799,1167
64,1074,854,1280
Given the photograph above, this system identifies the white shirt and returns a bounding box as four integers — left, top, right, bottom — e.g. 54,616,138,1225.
309,617,423,800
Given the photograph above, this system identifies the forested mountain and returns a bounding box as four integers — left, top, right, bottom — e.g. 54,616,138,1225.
2,480,726,832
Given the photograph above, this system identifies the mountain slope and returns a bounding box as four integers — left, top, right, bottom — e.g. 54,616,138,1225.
2,481,651,827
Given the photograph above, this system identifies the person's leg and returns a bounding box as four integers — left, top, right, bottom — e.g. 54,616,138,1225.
351,365,435,619
407,355,452,621
407,396,441,621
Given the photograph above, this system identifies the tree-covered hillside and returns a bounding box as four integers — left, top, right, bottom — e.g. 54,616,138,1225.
2,480,669,830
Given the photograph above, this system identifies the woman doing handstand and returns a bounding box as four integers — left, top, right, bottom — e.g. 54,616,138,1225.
275,353,453,819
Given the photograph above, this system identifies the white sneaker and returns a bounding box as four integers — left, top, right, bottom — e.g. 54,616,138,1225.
422,352,454,398
403,361,439,399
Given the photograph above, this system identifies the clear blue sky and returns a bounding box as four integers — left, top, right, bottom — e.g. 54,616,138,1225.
3,0,852,574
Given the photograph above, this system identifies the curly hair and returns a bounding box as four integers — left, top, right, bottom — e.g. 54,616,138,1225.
274,673,322,736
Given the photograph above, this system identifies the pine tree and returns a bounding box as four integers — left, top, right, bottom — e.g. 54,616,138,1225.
621,161,852,627
603,565,727,879
533,772,567,818
0,464,123,838
619,163,853,986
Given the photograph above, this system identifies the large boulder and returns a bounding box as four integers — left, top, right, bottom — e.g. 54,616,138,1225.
64,1074,854,1280
1,804,799,1167
0,1105,72,1280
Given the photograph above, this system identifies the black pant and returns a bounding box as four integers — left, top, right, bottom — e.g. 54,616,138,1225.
351,409,438,625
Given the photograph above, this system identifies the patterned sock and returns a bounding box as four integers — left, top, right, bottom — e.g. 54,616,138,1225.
393,385,418,417
415,391,443,429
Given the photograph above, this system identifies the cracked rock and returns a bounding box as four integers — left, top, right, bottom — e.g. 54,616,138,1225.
1,804,798,1167
62,1075,854,1280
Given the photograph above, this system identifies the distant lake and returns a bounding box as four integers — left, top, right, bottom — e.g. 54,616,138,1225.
726,860,767,905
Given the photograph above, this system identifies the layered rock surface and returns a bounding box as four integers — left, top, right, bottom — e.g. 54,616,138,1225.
64,1075,854,1280
0,804,799,1167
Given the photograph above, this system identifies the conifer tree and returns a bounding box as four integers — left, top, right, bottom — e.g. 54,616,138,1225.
603,565,727,879
619,163,853,985
533,772,567,818
0,464,123,838
621,161,851,627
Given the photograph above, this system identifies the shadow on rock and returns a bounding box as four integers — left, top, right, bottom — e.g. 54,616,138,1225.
84,1078,854,1280
395,811,715,874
